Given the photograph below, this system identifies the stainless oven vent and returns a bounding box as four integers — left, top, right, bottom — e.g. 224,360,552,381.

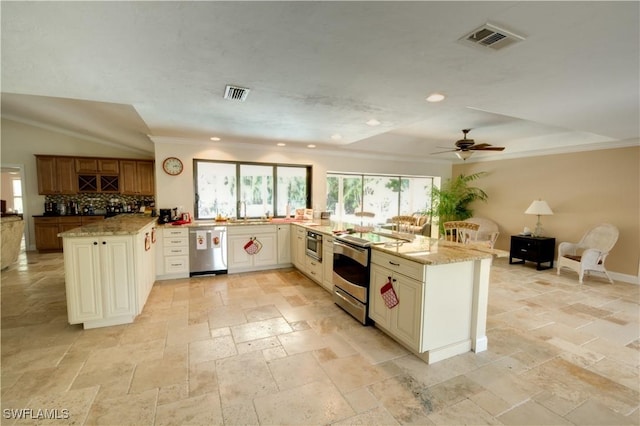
459,23,525,51
224,85,250,102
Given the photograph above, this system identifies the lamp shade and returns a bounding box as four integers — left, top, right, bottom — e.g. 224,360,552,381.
525,200,553,216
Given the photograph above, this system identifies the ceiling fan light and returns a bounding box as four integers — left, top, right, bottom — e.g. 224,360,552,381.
455,151,473,160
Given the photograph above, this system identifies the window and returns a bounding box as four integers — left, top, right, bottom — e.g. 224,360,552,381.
326,173,434,224
194,160,311,219
12,178,23,214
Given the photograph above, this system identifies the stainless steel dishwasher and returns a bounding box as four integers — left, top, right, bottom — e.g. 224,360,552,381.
189,226,227,276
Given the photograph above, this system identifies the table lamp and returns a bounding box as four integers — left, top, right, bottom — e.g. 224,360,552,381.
525,199,553,237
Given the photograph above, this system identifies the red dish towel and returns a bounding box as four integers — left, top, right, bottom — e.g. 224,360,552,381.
381,279,399,308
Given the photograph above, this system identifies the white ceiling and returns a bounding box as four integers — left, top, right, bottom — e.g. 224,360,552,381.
1,1,638,162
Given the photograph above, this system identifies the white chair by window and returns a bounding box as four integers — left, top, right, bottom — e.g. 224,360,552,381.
556,223,619,283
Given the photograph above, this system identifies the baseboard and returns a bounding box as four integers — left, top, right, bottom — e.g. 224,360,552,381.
609,271,639,285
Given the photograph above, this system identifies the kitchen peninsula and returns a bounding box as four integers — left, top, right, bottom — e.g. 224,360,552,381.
58,215,157,329
291,221,507,364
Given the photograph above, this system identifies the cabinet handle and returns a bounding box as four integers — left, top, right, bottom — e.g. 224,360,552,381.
389,261,400,266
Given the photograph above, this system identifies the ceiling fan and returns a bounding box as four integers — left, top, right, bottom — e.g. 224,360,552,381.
433,129,505,160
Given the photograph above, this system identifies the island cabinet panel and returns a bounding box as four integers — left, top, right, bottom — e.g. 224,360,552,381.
370,250,476,363
227,225,277,273
421,261,473,352
61,218,157,329
100,238,136,318
369,264,394,329
64,236,134,325
36,156,77,194
370,264,423,351
64,239,103,323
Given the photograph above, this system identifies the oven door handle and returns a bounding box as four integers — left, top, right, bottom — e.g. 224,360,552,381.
333,241,369,266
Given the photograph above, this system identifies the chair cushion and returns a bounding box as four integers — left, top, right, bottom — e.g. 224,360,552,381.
562,254,603,264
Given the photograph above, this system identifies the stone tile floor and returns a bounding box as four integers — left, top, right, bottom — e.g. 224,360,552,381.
1,249,638,425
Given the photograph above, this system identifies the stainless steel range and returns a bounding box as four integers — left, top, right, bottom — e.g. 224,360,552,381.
332,235,371,324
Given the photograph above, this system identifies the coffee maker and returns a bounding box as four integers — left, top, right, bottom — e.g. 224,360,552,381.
44,202,57,216
158,208,173,224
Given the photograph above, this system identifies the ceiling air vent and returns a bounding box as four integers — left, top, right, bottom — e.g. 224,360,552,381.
459,23,525,51
224,85,250,102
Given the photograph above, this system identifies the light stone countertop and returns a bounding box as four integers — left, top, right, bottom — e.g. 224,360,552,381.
155,218,509,265
289,221,509,266
58,215,157,237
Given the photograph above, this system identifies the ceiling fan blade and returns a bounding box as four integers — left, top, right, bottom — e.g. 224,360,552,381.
471,146,505,151
469,143,491,149
431,149,458,155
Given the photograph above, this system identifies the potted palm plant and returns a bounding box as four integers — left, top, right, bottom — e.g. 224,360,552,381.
428,172,488,233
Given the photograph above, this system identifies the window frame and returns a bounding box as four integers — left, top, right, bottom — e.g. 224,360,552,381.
326,172,434,224
193,159,312,220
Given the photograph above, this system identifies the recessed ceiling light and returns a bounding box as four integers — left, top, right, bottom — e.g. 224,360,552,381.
366,119,381,126
307,144,316,149
210,136,221,141
277,142,286,147
426,93,445,103
330,134,342,141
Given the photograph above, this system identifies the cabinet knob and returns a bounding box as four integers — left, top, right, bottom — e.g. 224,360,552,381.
93,242,97,245
102,241,107,245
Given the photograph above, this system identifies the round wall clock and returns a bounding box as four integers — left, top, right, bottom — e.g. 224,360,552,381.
162,157,183,176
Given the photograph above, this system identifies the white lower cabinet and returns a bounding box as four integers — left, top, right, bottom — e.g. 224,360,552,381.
228,225,278,273
276,224,291,265
369,250,475,363
156,227,189,279
370,263,423,351
321,236,334,292
63,221,156,329
291,225,306,270
305,255,323,283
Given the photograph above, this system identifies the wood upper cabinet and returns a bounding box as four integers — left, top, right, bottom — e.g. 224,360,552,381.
75,158,120,174
36,155,154,195
36,156,77,195
120,160,155,196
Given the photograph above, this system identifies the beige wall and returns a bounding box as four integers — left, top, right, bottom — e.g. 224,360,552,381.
454,145,640,279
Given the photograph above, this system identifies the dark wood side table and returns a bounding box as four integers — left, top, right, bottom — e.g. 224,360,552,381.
509,235,556,270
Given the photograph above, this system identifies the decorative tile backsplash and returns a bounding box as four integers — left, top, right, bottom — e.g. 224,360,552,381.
45,194,155,211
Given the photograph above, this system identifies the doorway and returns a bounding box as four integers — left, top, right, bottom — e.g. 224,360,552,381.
1,164,28,251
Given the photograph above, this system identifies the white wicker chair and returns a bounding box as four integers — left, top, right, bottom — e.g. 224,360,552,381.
556,223,619,283
464,217,500,248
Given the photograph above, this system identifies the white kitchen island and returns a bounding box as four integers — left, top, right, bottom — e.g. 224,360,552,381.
59,215,157,329
292,222,507,364
368,237,506,364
